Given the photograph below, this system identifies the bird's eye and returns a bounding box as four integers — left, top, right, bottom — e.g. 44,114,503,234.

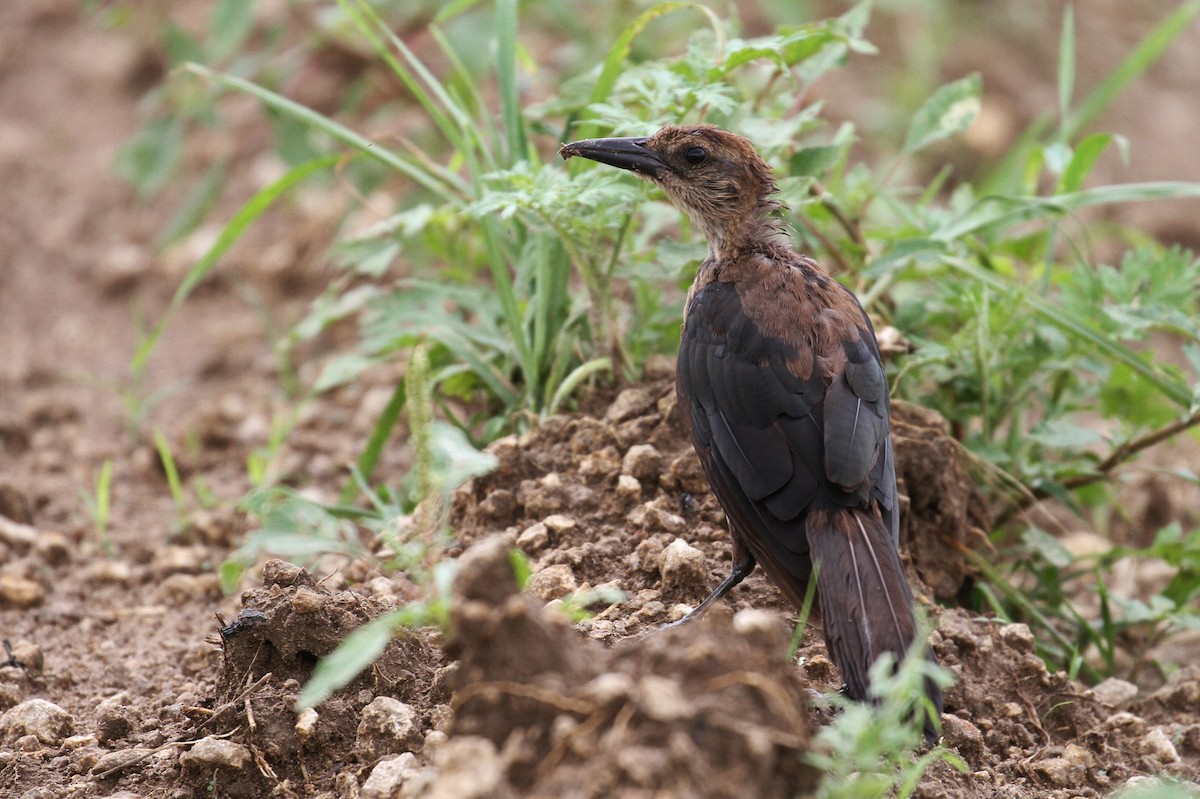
684,147,707,165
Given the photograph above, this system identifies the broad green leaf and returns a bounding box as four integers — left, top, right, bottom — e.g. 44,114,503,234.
902,73,982,154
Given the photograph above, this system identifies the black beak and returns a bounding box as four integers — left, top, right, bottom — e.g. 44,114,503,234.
559,136,665,178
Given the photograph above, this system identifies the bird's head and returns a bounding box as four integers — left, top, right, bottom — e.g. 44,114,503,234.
560,125,784,254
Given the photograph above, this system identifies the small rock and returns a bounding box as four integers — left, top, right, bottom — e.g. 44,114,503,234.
581,673,636,705
628,503,685,534
419,736,504,799
666,453,709,493
0,698,74,745
998,623,1035,654
666,603,694,622
181,736,251,771
93,748,152,776
15,733,41,751
156,545,207,575
658,539,707,592
606,387,658,423
1062,743,1093,768
1092,677,1138,709
261,559,314,588
5,639,43,673
361,752,418,799
543,514,576,533
83,560,132,585
94,698,135,744
1032,756,1081,787
295,707,319,743
356,696,421,760
64,733,98,750
525,564,577,602
639,675,691,721
622,444,664,482
732,608,788,651
616,474,641,500
33,531,71,566
477,489,516,521
941,715,985,766
159,573,220,604
515,522,550,553
291,586,325,614
0,574,44,607
1140,727,1180,764
579,446,622,478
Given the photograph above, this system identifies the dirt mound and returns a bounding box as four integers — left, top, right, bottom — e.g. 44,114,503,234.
451,381,984,636
172,559,447,796
416,535,817,799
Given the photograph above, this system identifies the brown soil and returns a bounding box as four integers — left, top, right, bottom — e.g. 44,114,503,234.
2,3,1200,799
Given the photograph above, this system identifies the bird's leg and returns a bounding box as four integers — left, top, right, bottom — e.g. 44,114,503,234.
660,546,756,630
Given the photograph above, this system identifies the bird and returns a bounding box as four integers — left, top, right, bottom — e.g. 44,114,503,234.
560,125,943,741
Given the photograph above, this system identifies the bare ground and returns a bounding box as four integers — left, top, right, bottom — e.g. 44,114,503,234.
2,3,1200,798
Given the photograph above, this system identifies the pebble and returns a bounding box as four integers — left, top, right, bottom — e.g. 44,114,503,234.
295,707,319,742
1032,756,1082,787
998,623,1035,654
525,564,577,602
94,695,136,743
83,559,132,585
0,699,74,745
606,387,658,423
33,531,71,565
616,474,641,500
355,696,421,760
428,736,504,798
181,736,252,771
0,574,45,607
628,503,685,534
579,446,622,477
516,522,550,553
92,748,152,776
1091,677,1138,709
638,675,691,722
543,514,576,533
6,639,43,673
155,545,207,575
63,733,98,750
361,752,418,799
941,715,985,766
658,539,707,591
581,672,635,705
1140,727,1180,764
622,444,664,482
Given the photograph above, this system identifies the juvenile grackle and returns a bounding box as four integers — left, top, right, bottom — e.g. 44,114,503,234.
561,125,942,740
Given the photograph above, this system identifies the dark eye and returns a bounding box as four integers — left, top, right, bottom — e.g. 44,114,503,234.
684,147,707,165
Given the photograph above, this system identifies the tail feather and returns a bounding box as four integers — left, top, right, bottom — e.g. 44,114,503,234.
807,506,943,742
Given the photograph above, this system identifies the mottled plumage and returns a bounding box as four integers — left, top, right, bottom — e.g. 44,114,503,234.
561,125,942,741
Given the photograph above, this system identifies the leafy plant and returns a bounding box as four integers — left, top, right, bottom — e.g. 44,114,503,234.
806,627,964,799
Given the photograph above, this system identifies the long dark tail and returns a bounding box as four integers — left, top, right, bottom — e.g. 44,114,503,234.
806,506,943,742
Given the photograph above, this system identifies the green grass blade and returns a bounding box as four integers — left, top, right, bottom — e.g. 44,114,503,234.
339,381,407,505
184,63,459,200
495,0,527,166
1056,4,1075,130
933,181,1200,242
1064,0,1200,140
547,357,611,416
296,606,431,710
132,152,341,374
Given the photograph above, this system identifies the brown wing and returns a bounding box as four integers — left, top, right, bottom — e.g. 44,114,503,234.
676,273,897,602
